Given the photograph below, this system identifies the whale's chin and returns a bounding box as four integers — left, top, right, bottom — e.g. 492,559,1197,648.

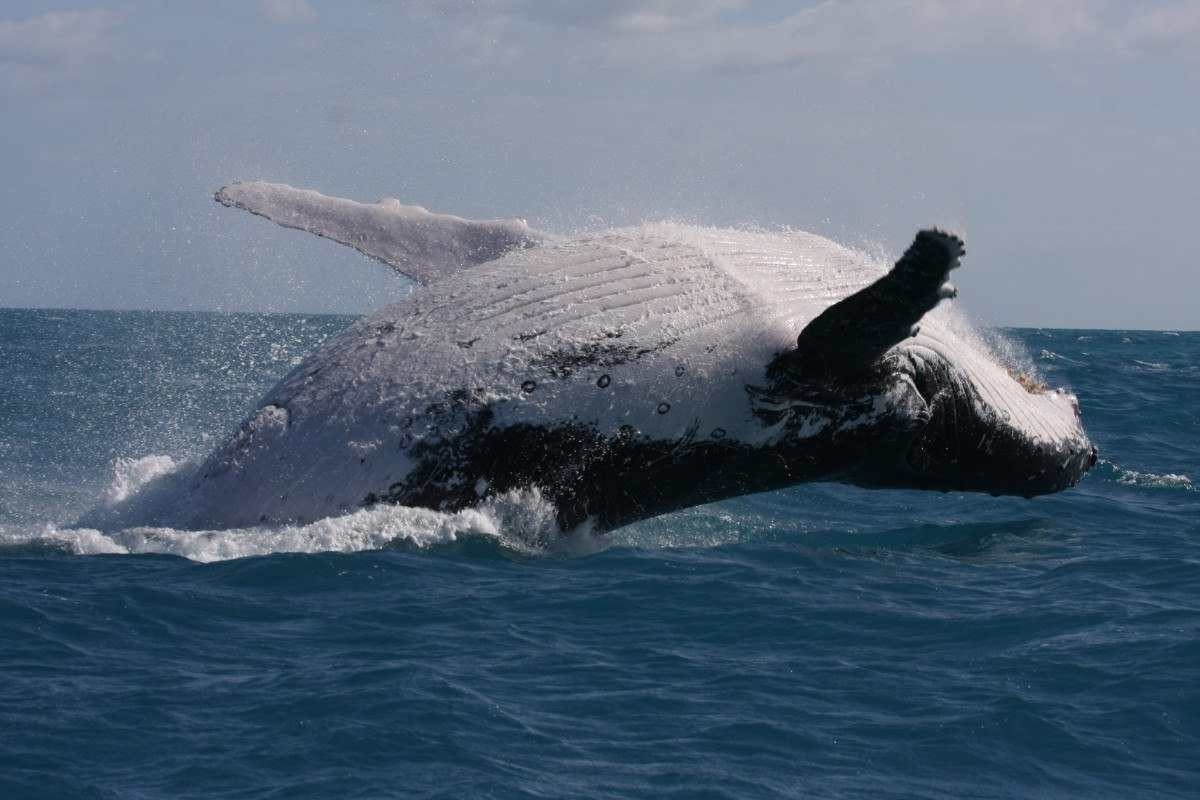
894,352,1096,497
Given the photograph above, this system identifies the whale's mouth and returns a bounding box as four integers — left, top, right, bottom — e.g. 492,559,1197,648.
900,354,1096,497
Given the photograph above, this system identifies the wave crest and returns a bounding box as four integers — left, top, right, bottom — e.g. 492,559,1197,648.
2,483,577,563
1098,459,1193,491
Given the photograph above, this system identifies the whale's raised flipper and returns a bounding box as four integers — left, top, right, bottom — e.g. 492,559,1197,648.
784,229,964,379
215,181,546,285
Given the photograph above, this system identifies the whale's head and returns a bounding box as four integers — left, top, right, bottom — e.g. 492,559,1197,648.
870,330,1097,497
764,227,1095,499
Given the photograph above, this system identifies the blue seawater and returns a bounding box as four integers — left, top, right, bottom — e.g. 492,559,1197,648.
0,308,1196,799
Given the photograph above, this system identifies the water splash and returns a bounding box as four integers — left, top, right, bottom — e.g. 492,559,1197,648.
0,486,575,563
102,455,181,504
0,453,582,563
1097,459,1193,491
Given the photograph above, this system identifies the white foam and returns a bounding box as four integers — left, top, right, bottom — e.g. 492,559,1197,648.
1116,469,1192,490
1,487,572,563
102,455,181,505
1099,459,1193,491
0,524,130,556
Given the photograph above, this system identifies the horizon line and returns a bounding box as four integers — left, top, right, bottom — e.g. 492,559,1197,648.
2,305,1196,334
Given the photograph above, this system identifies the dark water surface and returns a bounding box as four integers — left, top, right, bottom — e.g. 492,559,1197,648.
1,309,1197,799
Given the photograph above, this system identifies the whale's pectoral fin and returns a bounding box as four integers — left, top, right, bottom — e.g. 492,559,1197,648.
784,229,964,378
215,181,547,285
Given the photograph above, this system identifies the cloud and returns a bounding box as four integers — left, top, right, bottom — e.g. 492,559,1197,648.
1122,1,1200,52
600,0,1104,70
260,0,318,25
0,9,121,68
422,1,1200,71
524,0,750,33
414,0,746,34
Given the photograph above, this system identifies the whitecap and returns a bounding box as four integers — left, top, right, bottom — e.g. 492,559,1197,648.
1099,460,1193,491
1,487,578,563
1116,470,1193,490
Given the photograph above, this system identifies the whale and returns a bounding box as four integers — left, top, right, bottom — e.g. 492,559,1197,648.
142,181,1096,534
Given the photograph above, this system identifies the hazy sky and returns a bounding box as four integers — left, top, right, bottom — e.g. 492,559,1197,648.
2,1,1198,328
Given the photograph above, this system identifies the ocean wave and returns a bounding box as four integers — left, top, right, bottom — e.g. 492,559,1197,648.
1037,349,1083,365
0,486,579,563
2,453,587,562
1116,470,1193,490
1098,459,1193,491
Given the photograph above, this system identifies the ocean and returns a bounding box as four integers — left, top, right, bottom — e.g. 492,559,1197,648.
0,307,1196,799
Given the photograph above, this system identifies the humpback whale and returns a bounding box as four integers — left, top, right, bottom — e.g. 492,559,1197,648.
162,182,1096,533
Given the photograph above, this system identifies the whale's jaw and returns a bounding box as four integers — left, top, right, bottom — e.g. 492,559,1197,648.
895,347,1096,497
903,391,1097,497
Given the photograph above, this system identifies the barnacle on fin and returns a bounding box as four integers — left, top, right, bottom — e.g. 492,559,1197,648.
1010,370,1048,394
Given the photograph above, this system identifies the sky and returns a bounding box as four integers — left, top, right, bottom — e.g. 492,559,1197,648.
1,0,1198,329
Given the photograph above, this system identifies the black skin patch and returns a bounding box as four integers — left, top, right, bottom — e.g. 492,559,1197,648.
358,339,914,532
362,369,1091,534
367,401,887,532
533,338,678,379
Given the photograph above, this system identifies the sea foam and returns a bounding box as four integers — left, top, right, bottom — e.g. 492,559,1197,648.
0,455,576,563
0,491,567,563
1098,459,1194,491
